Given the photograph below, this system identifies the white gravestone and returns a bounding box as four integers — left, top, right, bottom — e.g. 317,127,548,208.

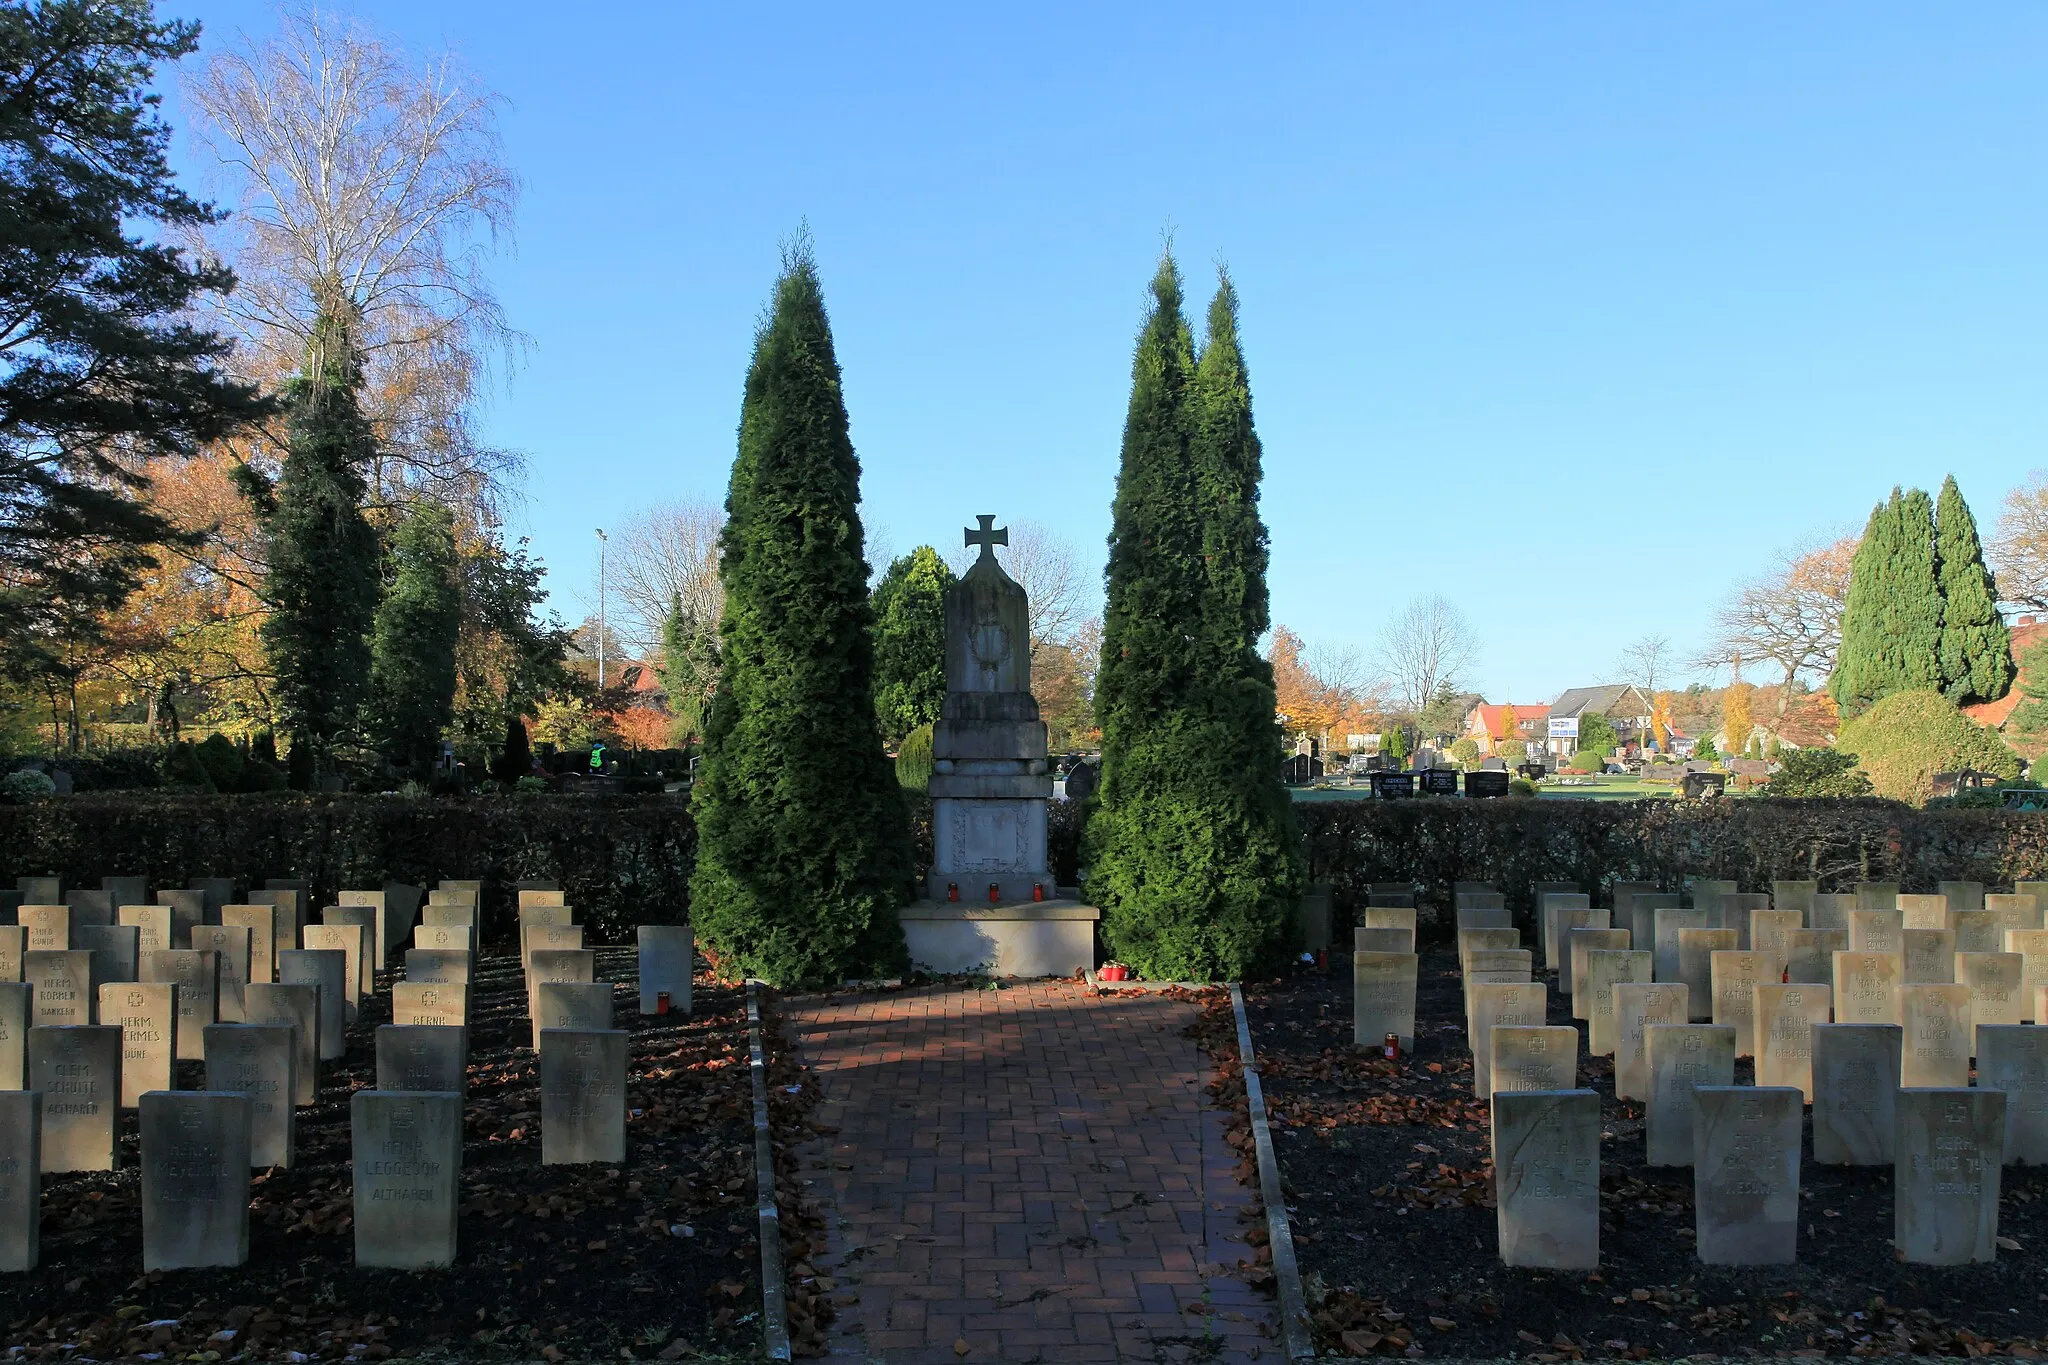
1492,1089,1600,1269
533,980,613,1049
2008,930,2048,1021
243,982,319,1106
1654,908,1716,987
1693,1086,1802,1265
221,907,275,983
1749,910,1802,978
1676,929,1735,1021
392,981,468,1028
1809,893,1856,933
190,924,250,1023
1901,985,1971,1087
1709,951,1771,1057
0,1092,37,1270
413,924,472,953
1990,893,2044,937
1957,953,2023,1053
30,1025,120,1171
1554,910,1611,993
539,1028,628,1165
1847,909,1904,958
299,926,364,1023
375,1024,468,1094
1352,952,1417,1051
1897,894,1948,931
1853,882,1900,910
277,948,346,1061
1719,893,1770,950
203,1024,295,1168
1772,881,1818,920
118,904,170,957
318,909,378,998
1902,929,1956,985
26,950,94,1027
1812,1023,1902,1164
352,1090,462,1268
1976,1026,2048,1165
99,982,174,1107
139,1090,251,1269
141,948,218,1060
1488,1025,1577,1098
1951,909,2003,955
1753,983,1832,1100
1567,929,1629,1018
1895,1088,2004,1264
1644,1024,1735,1167
1583,949,1652,1057
1613,982,1689,1103
1469,983,1545,1100
1364,907,1418,934
1540,894,1591,974
1355,928,1415,954
1833,951,1902,1026
1786,929,1844,986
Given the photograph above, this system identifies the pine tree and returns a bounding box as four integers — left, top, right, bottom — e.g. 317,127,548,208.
870,546,956,747
367,500,462,775
688,245,913,986
1832,488,1943,716
1935,475,2013,705
1084,259,1300,981
257,304,382,783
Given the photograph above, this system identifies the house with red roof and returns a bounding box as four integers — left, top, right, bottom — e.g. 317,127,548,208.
1463,702,1552,756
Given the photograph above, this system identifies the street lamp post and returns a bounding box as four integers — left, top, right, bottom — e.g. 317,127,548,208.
596,527,608,690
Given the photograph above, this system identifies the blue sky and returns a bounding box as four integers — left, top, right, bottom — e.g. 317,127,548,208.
162,3,2048,703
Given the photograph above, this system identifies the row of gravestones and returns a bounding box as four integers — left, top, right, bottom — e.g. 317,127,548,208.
1349,880,2045,1269
0,876,697,1272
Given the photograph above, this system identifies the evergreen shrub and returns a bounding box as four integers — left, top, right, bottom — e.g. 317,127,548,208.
1837,689,2022,804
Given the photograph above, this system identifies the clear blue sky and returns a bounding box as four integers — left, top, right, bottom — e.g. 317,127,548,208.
162,2,2048,703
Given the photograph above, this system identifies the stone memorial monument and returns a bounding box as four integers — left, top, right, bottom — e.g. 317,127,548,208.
406,947,473,984
1553,910,1611,993
534,980,613,1049
1354,927,1413,954
1958,953,2023,1051
1539,893,1591,972
898,517,1099,975
1810,893,1856,933
140,1090,252,1269
352,1090,462,1268
1365,907,1419,935
1897,893,1948,930
190,924,251,1022
1749,909,1802,976
319,908,378,997
1952,910,2004,955
1833,951,1902,1026
1853,881,1901,910
155,889,204,947
74,924,137,984
526,947,596,1026
1991,892,2044,937
1811,1023,1903,1164
1772,880,1818,919
1693,1086,1802,1264
422,905,477,929
1941,881,1987,911
540,1028,627,1165
1709,950,1770,1057
1718,892,1770,949
119,904,171,957
415,924,472,953
142,948,218,1059
1895,1088,2004,1264
1847,909,1905,957
1492,1089,1599,1268
26,950,94,1027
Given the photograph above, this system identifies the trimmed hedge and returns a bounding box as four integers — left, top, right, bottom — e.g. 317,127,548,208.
0,794,692,952
1297,797,2048,943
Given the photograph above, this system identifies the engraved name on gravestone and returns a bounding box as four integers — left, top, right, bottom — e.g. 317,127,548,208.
335,891,392,968
1812,1024,1903,1164
119,904,170,957
20,906,67,953
0,1091,37,1270
1898,894,1949,931
243,982,319,1106
1957,953,2023,1053
539,1028,627,1165
1694,1086,1803,1265
1976,1026,2048,1166
1991,893,2044,938
99,982,173,1107
1489,1025,1577,1097
634,929,700,1015
1847,909,1905,956
1786,929,1845,986
1896,1088,2004,1265
1754,983,1832,1101
1645,1024,1736,1167
1493,1089,1600,1269
0,983,26,1088
392,981,468,1028
277,949,346,1061
1952,910,2003,955
1710,951,1770,1057
375,1025,468,1094
141,949,217,1061
352,1090,462,1268
1749,909,1802,977
404,948,472,985
1614,983,1689,1103
1352,952,1417,1051
30,1025,120,1171
203,1024,295,1168
221,907,275,984
1470,983,1545,1100
533,981,612,1049
1676,929,1736,1022
1834,952,1903,1026
26,951,93,1027
1903,929,1956,985
525,948,596,1031
1902,985,1972,1087
1583,949,1652,1057
140,1091,251,1270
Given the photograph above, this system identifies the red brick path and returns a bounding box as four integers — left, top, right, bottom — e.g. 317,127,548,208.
787,980,1274,1364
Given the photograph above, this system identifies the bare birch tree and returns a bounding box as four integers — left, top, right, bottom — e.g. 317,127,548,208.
1704,535,1857,714
183,6,521,504
607,500,725,660
1617,634,1675,697
1378,594,1478,715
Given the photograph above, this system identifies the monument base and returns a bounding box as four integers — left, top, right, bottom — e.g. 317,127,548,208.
899,898,1100,978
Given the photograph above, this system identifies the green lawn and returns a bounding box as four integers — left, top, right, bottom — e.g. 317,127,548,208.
1285,775,1683,802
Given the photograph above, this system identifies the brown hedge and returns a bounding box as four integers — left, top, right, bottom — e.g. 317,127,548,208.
1296,796,2048,942
0,793,693,951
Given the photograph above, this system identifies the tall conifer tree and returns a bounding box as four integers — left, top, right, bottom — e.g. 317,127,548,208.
259,304,381,783
689,245,912,986
1935,474,2013,705
1832,487,1943,716
367,500,462,775
1085,258,1299,980
870,546,956,746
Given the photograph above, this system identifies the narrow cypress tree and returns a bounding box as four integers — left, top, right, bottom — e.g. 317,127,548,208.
1832,487,1942,716
870,546,955,747
1935,474,2013,705
689,246,912,986
1085,257,1299,980
259,304,382,782
367,500,462,775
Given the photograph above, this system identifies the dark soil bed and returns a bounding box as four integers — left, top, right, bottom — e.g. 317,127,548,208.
2,948,771,1362
1240,948,2048,1360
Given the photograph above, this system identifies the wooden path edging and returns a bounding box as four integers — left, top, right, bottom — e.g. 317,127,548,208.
1230,983,1317,1360
745,980,792,1361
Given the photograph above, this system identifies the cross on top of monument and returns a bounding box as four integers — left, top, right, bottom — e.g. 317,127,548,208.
964,514,1007,561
